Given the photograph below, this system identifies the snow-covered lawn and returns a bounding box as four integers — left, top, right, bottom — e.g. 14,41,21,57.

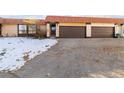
0,37,57,72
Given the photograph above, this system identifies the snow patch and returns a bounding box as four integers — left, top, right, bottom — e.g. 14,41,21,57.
0,37,57,72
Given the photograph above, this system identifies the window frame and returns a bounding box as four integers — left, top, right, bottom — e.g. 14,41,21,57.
18,24,37,36
28,24,37,34
18,24,28,36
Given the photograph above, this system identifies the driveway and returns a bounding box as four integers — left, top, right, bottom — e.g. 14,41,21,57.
1,38,124,78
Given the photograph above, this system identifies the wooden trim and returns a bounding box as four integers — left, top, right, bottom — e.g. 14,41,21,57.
17,24,19,36
113,27,115,38
27,25,29,36
86,23,91,24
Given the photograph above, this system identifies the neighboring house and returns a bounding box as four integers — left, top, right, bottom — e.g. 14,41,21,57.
0,16,124,38
0,18,46,37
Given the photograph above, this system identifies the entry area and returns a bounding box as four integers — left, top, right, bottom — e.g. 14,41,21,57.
50,23,56,37
91,27,115,38
59,26,86,38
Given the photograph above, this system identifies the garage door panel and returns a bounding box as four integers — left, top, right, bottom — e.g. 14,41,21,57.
59,26,86,38
92,27,114,38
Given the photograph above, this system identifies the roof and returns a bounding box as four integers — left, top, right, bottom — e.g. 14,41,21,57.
0,18,46,25
46,16,124,24
1,16,124,24
0,18,3,23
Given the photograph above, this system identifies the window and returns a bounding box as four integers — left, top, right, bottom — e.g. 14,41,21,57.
18,24,37,36
28,25,37,34
18,25,27,34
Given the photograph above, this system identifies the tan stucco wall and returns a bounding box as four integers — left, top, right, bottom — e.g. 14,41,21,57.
91,23,115,27
2,24,18,36
86,24,91,37
121,25,124,36
59,23,86,26
56,24,59,37
115,25,122,35
46,23,51,37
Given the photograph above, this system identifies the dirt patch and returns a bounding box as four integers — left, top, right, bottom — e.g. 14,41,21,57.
100,46,124,59
23,51,31,62
102,46,124,52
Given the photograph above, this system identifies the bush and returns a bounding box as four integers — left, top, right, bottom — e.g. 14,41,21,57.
34,34,46,39
115,33,121,38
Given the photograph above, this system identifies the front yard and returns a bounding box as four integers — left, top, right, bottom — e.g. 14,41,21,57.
1,38,124,78
0,37,57,72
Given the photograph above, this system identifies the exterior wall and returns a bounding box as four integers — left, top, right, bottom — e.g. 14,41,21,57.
121,25,124,37
36,25,46,36
59,23,86,26
46,23,51,37
91,23,115,27
56,23,59,37
2,24,18,36
1,22,123,38
86,24,91,37
115,24,122,36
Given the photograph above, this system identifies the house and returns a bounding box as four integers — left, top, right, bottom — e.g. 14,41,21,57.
46,16,124,38
0,18,46,37
0,15,124,38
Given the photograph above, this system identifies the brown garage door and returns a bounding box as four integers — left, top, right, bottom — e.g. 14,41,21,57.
92,27,115,38
59,26,86,38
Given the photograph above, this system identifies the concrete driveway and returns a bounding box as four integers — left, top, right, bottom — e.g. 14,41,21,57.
1,38,124,78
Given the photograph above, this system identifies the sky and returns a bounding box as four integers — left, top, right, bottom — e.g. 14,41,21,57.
0,15,45,19
0,15,124,19
0,0,124,18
